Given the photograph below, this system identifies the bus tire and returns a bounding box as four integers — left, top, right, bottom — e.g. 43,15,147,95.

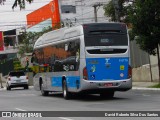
40,83,48,96
62,80,71,100
100,91,114,99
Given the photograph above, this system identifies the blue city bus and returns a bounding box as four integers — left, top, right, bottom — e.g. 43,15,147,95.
32,23,132,99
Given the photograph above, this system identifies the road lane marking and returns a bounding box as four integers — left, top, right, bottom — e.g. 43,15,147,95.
59,117,74,120
15,108,27,111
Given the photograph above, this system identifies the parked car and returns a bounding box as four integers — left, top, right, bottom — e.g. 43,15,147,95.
6,71,29,90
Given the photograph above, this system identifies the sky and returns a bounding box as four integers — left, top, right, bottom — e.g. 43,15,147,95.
0,0,51,31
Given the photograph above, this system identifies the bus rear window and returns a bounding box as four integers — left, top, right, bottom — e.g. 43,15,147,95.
84,34,128,46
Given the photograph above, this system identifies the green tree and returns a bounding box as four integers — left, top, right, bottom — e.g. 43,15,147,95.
129,0,160,83
103,1,116,21
18,26,53,57
0,0,6,5
103,0,131,22
12,0,33,9
0,0,33,9
18,32,34,56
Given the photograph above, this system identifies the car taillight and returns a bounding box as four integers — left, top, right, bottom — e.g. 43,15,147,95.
128,65,132,78
26,76,28,79
83,67,88,80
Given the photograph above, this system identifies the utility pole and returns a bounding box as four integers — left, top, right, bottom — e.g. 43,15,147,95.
112,0,120,22
92,3,103,23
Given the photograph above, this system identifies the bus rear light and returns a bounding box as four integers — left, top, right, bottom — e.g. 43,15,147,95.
128,65,132,78
83,67,88,80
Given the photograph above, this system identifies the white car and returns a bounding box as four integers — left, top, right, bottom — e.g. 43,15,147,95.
6,71,29,90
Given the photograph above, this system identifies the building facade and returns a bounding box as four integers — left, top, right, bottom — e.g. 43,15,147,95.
59,0,109,26
27,0,60,32
26,0,109,32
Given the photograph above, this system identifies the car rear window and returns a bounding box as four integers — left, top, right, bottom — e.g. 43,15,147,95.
9,72,25,76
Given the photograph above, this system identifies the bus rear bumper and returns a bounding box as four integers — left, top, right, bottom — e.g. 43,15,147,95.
78,78,132,93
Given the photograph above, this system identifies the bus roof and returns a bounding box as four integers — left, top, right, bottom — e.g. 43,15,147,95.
33,25,84,49
33,22,127,49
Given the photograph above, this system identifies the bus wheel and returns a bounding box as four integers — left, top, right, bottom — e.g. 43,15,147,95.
100,91,114,99
62,80,71,100
40,83,48,96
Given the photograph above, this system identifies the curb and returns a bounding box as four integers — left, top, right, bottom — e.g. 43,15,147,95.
132,87,160,91
1,86,160,91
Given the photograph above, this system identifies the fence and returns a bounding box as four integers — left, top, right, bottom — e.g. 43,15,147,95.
130,41,159,82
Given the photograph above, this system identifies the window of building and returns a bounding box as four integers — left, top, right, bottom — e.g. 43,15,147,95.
61,5,76,13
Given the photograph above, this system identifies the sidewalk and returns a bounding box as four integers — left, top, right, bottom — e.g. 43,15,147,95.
132,81,160,91
132,81,159,88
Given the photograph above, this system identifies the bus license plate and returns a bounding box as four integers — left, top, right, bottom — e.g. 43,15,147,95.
104,83,113,87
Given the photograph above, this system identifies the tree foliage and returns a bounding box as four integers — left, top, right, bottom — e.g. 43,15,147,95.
12,0,33,9
103,1,116,21
129,0,160,55
18,32,34,56
0,0,33,9
0,0,6,5
104,0,160,55
18,26,52,56
103,0,131,22
129,0,160,82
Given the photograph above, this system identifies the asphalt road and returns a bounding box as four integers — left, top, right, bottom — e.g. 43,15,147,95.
0,87,160,120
